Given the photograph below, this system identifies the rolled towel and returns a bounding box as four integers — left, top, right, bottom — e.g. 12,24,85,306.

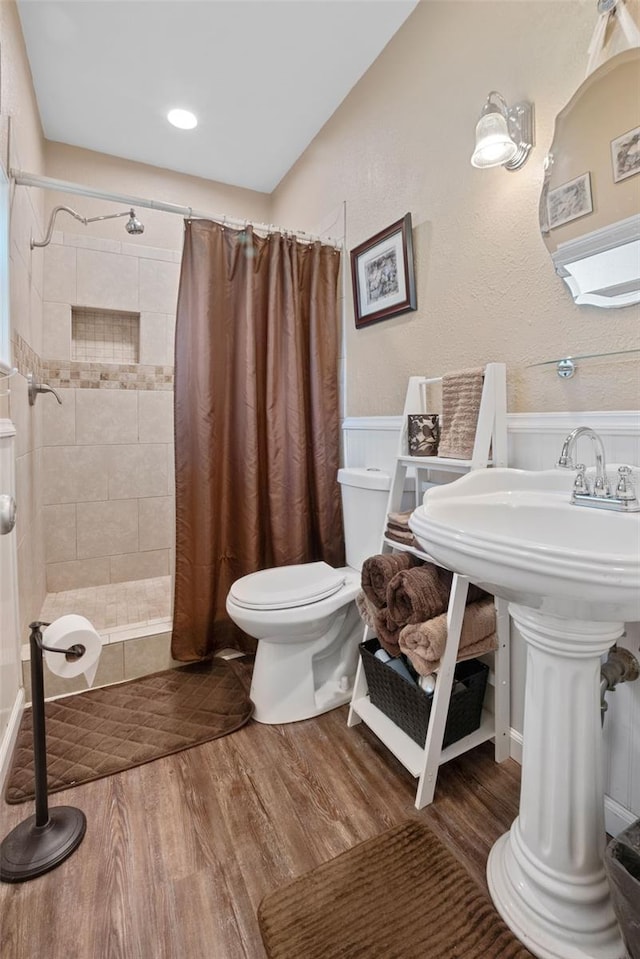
437,368,484,460
361,552,423,609
355,590,377,629
373,607,403,657
398,597,496,675
387,564,452,626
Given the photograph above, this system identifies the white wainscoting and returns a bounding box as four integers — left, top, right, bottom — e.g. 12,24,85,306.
342,410,640,831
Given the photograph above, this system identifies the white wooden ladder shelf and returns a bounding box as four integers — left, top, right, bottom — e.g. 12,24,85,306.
347,363,511,809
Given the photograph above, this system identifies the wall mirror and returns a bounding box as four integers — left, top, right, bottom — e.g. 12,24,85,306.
539,47,640,308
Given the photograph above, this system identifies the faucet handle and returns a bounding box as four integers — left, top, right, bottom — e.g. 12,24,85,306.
616,466,637,502
573,464,590,495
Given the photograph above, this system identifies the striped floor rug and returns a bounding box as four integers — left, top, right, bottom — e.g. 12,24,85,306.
258,819,534,959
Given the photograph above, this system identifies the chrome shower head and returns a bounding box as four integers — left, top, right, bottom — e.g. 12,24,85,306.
125,210,144,235
30,205,145,249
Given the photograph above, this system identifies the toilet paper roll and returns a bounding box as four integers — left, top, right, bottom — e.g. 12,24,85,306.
42,614,102,687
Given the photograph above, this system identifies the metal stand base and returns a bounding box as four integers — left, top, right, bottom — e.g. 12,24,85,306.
0,806,86,883
0,623,88,884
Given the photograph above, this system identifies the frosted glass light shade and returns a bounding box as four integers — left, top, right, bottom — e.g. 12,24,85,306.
471,112,518,168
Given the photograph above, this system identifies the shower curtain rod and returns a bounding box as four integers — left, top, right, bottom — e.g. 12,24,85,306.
10,169,343,249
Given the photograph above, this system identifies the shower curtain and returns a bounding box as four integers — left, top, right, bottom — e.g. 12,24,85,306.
171,220,345,661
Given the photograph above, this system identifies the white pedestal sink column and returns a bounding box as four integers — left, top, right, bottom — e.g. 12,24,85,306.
488,604,626,959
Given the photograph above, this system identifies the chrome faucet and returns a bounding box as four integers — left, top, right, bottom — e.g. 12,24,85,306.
557,426,639,512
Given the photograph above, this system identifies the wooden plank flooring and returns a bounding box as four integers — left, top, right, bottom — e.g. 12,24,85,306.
0,659,521,959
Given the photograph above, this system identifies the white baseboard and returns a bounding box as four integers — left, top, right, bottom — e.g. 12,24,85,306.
0,687,25,795
510,728,523,764
604,795,638,838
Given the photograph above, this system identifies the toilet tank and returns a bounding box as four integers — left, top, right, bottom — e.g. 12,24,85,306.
338,467,410,571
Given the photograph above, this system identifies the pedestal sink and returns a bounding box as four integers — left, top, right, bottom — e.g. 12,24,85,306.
410,467,640,959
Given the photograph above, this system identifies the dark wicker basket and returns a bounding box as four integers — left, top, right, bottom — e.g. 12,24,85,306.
359,638,489,748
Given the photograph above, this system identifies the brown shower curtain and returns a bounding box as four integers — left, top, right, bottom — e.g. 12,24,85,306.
171,220,345,661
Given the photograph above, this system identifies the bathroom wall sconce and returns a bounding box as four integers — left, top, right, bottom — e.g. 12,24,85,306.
470,91,534,170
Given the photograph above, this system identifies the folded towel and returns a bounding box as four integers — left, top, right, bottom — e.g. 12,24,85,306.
387,519,413,534
437,368,484,460
398,597,496,674
387,564,453,626
385,528,421,550
387,509,413,528
361,552,423,609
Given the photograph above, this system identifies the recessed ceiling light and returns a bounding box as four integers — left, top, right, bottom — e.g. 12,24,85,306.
167,109,198,130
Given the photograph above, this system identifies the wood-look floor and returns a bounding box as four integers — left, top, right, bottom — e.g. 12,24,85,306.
0,659,521,959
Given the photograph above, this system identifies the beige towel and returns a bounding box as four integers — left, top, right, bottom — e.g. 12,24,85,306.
355,590,377,629
387,564,453,626
387,509,413,528
361,552,423,609
437,368,484,460
398,597,496,674
355,590,404,657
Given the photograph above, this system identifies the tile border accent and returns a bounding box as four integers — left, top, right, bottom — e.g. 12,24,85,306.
45,360,173,391
12,331,173,390
12,331,44,381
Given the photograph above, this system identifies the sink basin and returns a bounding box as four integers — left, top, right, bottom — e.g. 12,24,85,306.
409,466,640,622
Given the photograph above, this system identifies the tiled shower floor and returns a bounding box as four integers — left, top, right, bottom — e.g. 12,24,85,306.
23,576,174,699
39,575,172,638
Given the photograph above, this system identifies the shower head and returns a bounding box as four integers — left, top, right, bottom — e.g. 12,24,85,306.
125,210,144,235
30,205,145,248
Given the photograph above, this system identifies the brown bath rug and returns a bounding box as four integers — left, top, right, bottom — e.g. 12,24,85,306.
5,660,253,804
258,820,535,959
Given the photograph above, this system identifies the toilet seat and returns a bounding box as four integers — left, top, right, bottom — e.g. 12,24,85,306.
229,561,346,611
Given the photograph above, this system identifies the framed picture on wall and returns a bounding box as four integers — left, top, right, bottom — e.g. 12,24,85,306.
546,172,593,230
611,126,640,183
350,213,417,328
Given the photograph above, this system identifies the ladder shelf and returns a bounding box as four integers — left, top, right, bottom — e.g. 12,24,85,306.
347,363,511,809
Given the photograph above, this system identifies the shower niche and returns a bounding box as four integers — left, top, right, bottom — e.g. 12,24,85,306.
71,308,140,365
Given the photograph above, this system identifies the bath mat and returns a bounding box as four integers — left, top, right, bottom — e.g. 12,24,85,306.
5,660,253,804
258,820,534,959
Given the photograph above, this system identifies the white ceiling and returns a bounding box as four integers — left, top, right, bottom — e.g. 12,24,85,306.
17,0,419,194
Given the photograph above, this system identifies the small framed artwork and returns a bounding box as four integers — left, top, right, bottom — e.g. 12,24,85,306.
350,213,417,328
611,126,640,183
547,172,593,230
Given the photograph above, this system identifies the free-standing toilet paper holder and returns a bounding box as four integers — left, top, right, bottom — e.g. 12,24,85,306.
0,622,87,883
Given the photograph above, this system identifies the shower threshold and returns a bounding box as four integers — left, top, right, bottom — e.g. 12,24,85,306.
21,575,174,701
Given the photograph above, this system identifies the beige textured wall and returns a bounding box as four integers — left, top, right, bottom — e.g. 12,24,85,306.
43,142,271,252
271,0,640,415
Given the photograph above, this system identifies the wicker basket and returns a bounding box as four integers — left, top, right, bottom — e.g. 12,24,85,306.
359,638,489,748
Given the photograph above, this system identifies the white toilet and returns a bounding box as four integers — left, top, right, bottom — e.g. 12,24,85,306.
225,467,394,724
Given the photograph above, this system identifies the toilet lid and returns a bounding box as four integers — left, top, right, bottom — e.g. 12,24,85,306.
229,562,346,610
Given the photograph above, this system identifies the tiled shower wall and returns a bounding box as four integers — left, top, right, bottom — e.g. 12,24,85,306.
41,231,180,591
